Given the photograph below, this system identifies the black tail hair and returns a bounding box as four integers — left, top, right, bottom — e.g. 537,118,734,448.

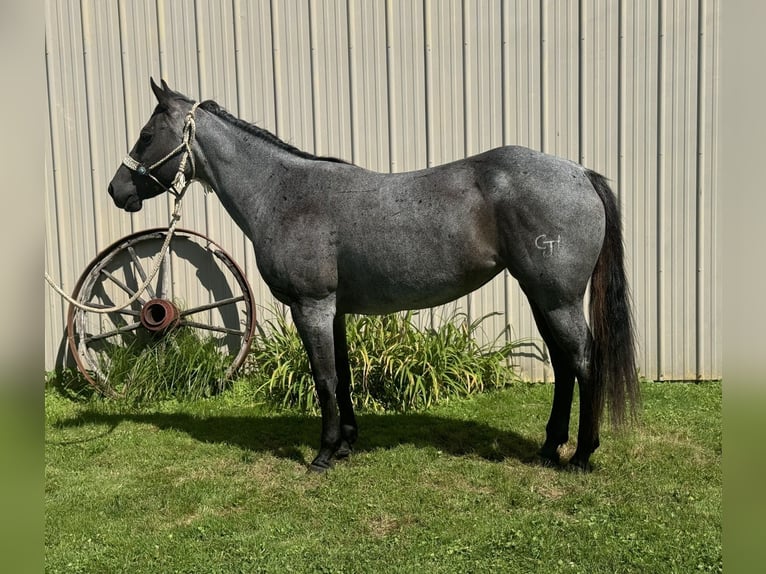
586,169,640,431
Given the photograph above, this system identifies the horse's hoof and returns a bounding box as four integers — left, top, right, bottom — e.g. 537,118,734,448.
334,442,353,460
539,454,560,468
538,444,561,467
308,458,333,473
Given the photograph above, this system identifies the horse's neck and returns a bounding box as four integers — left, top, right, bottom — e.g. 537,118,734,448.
192,112,291,236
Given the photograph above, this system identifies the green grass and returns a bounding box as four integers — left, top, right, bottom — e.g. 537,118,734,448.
61,326,234,403
45,381,721,573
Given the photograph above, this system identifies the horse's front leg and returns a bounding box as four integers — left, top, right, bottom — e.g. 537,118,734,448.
291,298,342,472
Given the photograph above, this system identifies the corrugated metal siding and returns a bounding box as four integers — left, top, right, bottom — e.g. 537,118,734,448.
44,0,721,381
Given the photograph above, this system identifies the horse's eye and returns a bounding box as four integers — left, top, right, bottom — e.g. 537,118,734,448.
139,131,152,144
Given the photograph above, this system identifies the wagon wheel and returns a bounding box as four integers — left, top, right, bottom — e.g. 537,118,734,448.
66,228,256,397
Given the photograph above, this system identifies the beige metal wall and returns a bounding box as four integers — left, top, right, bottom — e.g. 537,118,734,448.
44,0,721,381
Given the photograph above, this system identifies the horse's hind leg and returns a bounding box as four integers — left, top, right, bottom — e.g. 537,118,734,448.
333,314,358,458
290,299,342,472
531,300,599,471
528,301,576,466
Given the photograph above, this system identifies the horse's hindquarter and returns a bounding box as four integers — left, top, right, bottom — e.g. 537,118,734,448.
480,147,606,305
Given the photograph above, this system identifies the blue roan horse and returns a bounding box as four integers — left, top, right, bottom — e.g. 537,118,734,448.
109,79,639,472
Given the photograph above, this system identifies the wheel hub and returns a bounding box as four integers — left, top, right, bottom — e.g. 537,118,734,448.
139,298,180,333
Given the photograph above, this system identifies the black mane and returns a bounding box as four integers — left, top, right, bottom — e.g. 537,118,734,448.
199,100,349,164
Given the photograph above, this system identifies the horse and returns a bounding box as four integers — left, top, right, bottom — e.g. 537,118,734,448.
108,79,639,472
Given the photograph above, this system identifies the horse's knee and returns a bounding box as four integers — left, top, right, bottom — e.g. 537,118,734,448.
315,376,338,401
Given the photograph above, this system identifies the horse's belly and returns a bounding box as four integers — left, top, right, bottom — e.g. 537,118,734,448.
335,257,503,315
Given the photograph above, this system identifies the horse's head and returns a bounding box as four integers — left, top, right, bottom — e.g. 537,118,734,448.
108,78,197,212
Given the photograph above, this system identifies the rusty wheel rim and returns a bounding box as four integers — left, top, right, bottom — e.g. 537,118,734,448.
66,228,256,397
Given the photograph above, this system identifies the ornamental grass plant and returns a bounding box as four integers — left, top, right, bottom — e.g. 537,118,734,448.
93,326,231,403
244,308,525,413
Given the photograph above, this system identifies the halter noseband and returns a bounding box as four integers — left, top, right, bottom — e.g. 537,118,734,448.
122,101,201,199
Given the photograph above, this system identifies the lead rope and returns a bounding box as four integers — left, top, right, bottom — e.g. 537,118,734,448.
44,103,200,313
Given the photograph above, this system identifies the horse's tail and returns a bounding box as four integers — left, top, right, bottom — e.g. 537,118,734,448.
586,169,640,432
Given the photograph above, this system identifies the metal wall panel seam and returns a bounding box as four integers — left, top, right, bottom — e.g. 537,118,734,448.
642,0,658,379
308,0,320,158
345,0,357,165
192,0,212,240
116,0,136,236
78,0,102,250
155,0,175,241
539,0,548,154
423,0,432,169
422,0,434,329
632,0,650,379
461,0,473,324
676,0,696,379
269,0,282,138
347,0,359,165
617,0,626,212
153,0,172,230
193,0,206,93
578,0,585,164
710,0,721,378
156,0,167,77
531,0,540,151
695,0,706,379
500,0,510,347
684,0,699,378
384,0,395,172
655,0,666,380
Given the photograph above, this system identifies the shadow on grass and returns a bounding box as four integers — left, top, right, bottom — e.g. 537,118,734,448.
51,409,541,467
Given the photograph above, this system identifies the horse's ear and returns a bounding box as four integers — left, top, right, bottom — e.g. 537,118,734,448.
150,77,191,108
150,77,168,105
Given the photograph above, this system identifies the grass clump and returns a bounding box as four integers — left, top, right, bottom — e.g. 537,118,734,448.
92,327,232,403
244,309,524,413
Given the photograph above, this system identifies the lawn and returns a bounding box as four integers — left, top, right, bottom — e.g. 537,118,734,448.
45,381,721,573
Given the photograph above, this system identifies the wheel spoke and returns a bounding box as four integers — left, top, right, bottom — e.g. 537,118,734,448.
83,322,142,343
180,320,245,337
127,246,156,299
99,268,145,304
180,295,246,317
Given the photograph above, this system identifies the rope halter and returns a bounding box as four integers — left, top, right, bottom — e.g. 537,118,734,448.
122,101,202,201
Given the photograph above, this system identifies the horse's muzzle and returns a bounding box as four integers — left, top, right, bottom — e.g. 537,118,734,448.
108,183,143,212
122,196,143,212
